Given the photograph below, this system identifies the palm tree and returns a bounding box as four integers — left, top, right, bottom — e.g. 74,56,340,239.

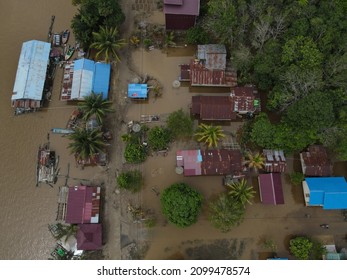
90,26,126,62
226,178,256,207
78,92,114,124
68,128,107,161
244,151,265,172
195,123,225,148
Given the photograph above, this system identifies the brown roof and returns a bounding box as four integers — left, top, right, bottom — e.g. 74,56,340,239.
176,149,243,176
77,224,102,251
189,60,237,87
179,64,190,81
164,0,200,15
191,95,236,120
300,145,332,176
197,45,227,70
263,149,287,173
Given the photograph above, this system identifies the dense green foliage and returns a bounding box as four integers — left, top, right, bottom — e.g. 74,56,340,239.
78,92,114,124
166,109,193,139
117,170,143,192
124,142,147,164
289,172,305,186
147,126,171,151
68,128,106,160
208,194,245,232
160,183,203,228
290,237,313,260
226,179,256,207
185,25,209,44
201,0,347,157
195,124,225,148
71,0,125,49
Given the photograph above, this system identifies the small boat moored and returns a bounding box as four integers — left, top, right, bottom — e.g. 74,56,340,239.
62,29,70,45
64,45,75,61
53,33,61,46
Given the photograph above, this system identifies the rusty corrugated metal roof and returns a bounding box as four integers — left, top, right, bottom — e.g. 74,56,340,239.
300,145,332,176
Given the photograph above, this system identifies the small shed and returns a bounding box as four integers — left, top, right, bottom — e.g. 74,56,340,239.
164,0,200,30
128,84,148,99
263,149,287,173
258,173,284,205
76,224,102,251
300,145,332,177
65,185,101,224
302,177,347,209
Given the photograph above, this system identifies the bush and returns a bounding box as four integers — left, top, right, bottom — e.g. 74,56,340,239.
289,236,313,260
166,109,193,139
290,172,305,186
161,183,203,227
185,26,209,44
148,126,171,151
124,143,147,163
117,170,143,192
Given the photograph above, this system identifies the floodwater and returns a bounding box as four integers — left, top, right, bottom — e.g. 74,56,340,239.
0,0,81,259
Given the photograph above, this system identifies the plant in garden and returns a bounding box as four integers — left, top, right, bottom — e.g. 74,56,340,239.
160,183,203,227
148,126,171,151
208,193,245,232
289,236,313,260
289,172,305,186
195,123,225,148
226,179,256,207
124,142,147,163
116,170,143,192
166,109,193,139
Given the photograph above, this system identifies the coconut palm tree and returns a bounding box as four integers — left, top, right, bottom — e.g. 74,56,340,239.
226,178,256,207
68,128,107,161
90,26,126,62
78,92,114,124
195,123,225,148
244,151,265,172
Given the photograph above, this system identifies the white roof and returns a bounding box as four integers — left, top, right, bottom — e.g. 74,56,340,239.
12,40,51,101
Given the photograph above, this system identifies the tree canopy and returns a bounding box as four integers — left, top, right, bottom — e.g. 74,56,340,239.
161,183,203,228
166,109,193,140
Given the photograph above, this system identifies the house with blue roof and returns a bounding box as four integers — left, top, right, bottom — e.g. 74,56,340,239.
12,40,51,111
70,58,110,100
302,177,347,209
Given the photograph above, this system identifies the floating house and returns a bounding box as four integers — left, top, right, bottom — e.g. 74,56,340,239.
76,224,102,251
263,149,287,173
179,44,237,87
300,145,333,177
164,0,200,30
62,58,111,100
191,87,260,121
65,185,101,224
258,173,284,205
302,177,347,209
128,84,148,100
12,40,51,113
176,149,243,176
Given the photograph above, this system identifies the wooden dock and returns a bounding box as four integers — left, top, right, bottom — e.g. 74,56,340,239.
56,186,68,221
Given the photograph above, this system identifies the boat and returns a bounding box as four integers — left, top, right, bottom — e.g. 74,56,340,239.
66,109,81,129
51,128,74,135
53,33,61,46
36,143,59,186
64,46,75,61
62,29,70,44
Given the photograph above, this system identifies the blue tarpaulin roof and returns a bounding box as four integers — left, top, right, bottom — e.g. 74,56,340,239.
12,40,51,101
71,58,110,100
306,177,347,209
128,84,148,99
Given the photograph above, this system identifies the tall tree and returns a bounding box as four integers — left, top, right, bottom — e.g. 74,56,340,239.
195,124,225,148
68,128,106,161
226,179,256,207
90,26,126,62
78,92,114,124
244,151,265,172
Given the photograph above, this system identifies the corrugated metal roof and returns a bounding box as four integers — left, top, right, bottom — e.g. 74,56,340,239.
197,45,226,70
258,173,284,205
77,224,102,250
263,149,287,173
93,62,111,100
164,0,200,15
71,58,110,100
12,40,51,101
192,95,235,120
305,177,347,209
300,145,332,177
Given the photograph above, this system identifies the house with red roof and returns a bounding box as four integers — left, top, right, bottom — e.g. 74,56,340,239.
76,224,102,251
164,0,200,30
300,145,333,177
65,185,101,224
258,173,284,205
176,149,243,177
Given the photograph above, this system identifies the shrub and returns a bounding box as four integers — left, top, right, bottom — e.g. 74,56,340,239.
124,143,147,163
148,126,171,151
166,109,193,139
117,170,143,192
290,172,305,186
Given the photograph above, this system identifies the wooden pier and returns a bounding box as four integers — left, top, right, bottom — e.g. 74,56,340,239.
56,186,68,221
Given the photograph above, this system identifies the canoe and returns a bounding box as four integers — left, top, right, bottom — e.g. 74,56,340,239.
51,128,74,134
62,29,70,45
64,46,75,61
53,33,61,46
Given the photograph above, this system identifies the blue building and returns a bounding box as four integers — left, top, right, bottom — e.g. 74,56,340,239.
302,177,347,209
71,58,111,100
